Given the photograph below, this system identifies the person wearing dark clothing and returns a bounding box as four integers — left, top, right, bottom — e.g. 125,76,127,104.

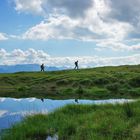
74,60,79,69
40,64,45,71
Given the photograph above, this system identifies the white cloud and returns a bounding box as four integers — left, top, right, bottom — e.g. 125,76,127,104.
22,12,133,42
13,0,134,42
96,40,140,51
0,48,139,67
11,0,140,52
0,49,8,58
13,0,93,17
0,33,8,40
0,48,50,65
45,0,93,18
130,45,140,51
14,0,45,15
22,16,82,40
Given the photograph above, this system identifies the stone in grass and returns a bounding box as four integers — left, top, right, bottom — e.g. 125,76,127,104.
46,134,59,140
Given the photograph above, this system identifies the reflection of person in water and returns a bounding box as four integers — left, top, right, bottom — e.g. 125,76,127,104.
41,98,44,102
75,98,79,103
40,64,45,72
74,60,79,70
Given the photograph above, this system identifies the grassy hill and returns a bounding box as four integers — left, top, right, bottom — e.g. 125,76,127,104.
0,65,140,99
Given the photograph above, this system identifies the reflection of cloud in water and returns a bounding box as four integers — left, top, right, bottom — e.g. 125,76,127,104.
12,98,37,102
0,109,48,129
0,98,6,102
28,98,36,102
13,99,22,102
8,110,48,117
88,99,134,105
0,110,8,117
0,98,135,130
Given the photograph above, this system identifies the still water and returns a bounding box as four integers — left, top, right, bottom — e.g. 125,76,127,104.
0,98,133,130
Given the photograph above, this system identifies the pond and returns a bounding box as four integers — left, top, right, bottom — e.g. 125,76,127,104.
0,98,133,131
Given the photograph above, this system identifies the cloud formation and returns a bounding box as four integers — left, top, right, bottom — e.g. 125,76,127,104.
96,40,140,51
14,0,44,15
13,0,140,39
109,0,140,24
46,0,93,18
108,0,140,39
0,48,139,67
0,33,8,41
22,14,132,42
10,0,140,52
14,0,93,17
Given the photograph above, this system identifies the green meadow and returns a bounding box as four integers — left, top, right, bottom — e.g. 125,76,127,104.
0,65,140,99
1,65,140,140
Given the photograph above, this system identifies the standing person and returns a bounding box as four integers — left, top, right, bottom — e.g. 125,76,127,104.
74,60,79,69
40,63,45,71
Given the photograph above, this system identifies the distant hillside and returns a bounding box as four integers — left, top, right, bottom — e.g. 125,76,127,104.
0,64,139,99
0,64,67,73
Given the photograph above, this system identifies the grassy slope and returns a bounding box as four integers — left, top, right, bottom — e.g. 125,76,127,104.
0,65,140,99
2,101,140,140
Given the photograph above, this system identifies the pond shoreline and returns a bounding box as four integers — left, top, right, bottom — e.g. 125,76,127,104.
0,98,135,131
1,100,140,140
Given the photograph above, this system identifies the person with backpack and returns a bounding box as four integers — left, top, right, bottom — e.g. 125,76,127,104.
40,63,45,71
74,60,79,69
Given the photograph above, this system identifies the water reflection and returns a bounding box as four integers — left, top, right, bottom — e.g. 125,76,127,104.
41,98,44,102
75,98,79,103
0,98,133,130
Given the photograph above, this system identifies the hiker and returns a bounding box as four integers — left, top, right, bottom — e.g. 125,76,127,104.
74,60,79,69
40,64,45,72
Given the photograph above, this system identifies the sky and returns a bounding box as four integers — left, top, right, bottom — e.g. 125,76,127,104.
0,0,140,67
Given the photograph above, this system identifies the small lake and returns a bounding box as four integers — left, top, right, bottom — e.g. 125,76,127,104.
0,98,133,131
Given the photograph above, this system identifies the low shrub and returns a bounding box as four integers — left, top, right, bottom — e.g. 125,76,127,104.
17,86,30,92
106,83,120,93
127,88,140,96
129,77,140,87
79,79,92,86
62,88,74,95
93,77,110,85
76,86,84,96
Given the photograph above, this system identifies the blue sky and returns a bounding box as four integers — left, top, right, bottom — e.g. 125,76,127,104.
0,0,140,67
